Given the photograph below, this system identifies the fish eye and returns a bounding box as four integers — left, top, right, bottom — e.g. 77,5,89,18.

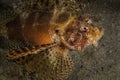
80,26,89,33
82,27,87,32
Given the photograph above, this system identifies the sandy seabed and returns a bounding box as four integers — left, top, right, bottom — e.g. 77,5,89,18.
0,0,120,80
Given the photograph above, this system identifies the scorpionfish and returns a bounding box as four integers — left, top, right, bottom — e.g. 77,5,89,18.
6,17,103,80
4,1,103,80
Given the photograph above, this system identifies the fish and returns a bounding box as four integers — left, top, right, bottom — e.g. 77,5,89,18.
5,16,103,80
2,0,103,80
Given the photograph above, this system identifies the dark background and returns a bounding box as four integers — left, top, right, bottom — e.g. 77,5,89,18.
0,0,120,80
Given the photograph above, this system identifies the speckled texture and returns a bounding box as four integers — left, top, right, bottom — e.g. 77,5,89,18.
67,0,120,80
0,0,120,80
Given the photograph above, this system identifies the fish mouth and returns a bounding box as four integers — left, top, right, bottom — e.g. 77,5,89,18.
61,30,88,51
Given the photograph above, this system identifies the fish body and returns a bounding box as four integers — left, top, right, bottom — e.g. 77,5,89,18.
2,0,103,80
5,17,103,80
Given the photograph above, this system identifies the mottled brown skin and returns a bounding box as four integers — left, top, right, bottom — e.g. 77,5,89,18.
5,17,103,80
5,1,103,80
63,19,103,50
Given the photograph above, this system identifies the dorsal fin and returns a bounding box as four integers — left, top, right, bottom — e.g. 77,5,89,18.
5,42,57,62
